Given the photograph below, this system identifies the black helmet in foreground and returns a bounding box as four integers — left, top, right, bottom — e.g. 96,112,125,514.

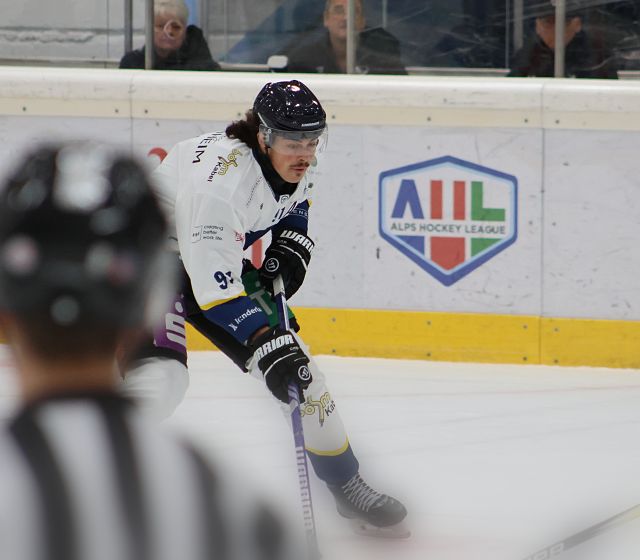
253,80,327,142
0,143,171,327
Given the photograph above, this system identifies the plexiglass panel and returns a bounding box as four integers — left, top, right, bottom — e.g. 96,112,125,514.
0,0,637,77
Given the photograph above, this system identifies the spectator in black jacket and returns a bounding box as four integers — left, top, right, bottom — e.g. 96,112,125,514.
284,0,406,75
509,5,618,78
120,0,220,71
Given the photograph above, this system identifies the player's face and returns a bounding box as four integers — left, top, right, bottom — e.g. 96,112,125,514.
266,136,319,183
154,12,186,57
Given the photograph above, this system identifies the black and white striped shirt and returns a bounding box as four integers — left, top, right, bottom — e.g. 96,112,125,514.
0,392,287,560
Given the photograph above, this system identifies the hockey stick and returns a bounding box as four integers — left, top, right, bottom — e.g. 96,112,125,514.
522,503,640,560
273,275,321,560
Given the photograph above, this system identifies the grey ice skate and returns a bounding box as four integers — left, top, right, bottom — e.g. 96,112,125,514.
328,473,410,538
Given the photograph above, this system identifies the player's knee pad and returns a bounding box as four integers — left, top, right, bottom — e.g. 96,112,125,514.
121,357,189,421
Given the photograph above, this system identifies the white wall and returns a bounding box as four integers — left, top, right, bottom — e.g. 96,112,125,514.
0,0,282,62
0,68,638,321
1,0,143,61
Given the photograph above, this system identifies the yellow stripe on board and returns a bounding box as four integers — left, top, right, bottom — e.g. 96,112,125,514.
541,317,640,369
186,308,640,369
294,308,540,364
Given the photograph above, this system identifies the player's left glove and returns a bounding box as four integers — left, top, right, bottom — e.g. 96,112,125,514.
250,326,312,403
259,229,314,299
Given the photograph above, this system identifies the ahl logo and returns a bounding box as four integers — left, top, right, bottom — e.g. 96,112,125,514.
379,156,517,286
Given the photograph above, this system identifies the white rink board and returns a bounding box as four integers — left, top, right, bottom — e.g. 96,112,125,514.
0,69,639,321
360,125,542,315
298,124,544,314
543,130,640,321
0,115,131,174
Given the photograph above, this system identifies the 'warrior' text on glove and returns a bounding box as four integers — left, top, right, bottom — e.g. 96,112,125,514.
251,327,312,403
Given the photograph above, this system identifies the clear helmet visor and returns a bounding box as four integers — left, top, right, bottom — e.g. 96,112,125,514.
259,125,328,157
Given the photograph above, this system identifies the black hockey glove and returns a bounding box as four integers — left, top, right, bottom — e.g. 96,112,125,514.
259,229,314,299
251,327,312,403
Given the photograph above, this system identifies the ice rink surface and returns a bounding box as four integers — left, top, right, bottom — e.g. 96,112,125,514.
1,349,639,560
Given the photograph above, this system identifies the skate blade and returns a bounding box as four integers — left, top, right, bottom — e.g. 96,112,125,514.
349,519,411,539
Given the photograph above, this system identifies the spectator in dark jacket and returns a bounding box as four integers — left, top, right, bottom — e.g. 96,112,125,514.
509,5,617,78
120,0,220,71
284,0,406,75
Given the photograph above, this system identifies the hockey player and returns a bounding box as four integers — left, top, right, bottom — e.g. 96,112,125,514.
0,143,294,560
122,80,408,536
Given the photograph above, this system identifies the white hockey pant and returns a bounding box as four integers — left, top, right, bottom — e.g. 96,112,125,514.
120,357,189,421
247,332,350,457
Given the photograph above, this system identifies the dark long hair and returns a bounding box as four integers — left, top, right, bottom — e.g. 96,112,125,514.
225,109,260,149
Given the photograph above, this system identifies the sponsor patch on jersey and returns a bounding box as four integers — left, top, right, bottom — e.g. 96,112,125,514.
228,305,263,333
207,149,242,182
379,155,518,286
191,225,203,243
300,392,336,427
192,132,224,163
193,225,225,242
201,225,224,241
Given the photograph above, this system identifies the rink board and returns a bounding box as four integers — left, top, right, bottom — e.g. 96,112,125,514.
186,312,640,369
0,68,639,368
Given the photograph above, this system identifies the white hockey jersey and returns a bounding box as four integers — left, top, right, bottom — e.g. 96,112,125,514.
152,132,314,313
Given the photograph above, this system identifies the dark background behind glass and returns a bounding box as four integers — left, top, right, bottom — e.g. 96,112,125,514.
218,0,640,72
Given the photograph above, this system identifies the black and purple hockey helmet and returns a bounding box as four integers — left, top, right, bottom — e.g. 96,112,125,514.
253,80,328,155
0,143,173,328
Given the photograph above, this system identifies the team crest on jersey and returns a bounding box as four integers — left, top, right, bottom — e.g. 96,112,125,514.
379,156,518,286
300,392,335,427
207,149,242,182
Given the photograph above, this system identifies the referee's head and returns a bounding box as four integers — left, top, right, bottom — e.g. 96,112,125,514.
0,143,171,362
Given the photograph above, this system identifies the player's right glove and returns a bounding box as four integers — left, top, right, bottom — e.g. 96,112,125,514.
250,327,312,403
259,229,314,299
